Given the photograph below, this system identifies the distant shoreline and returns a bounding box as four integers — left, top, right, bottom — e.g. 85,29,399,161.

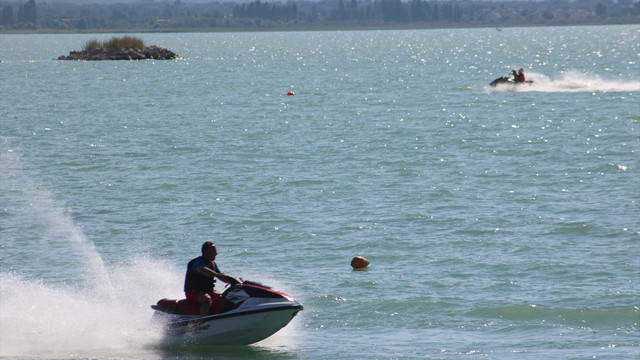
1,20,636,35
2,0,637,35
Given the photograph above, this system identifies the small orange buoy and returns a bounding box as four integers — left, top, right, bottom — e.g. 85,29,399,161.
351,256,369,270
287,91,294,96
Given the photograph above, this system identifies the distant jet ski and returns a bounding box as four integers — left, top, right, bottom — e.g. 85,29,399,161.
151,277,303,345
490,76,534,87
490,70,534,87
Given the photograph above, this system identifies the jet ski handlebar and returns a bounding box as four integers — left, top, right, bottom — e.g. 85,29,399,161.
217,274,241,286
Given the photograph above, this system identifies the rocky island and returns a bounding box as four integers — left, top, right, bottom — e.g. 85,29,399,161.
57,36,179,61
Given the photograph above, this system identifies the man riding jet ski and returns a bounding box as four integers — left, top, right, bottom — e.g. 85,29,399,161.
151,242,303,345
183,241,231,316
490,68,533,87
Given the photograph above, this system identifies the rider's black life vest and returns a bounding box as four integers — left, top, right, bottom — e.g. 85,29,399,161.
184,256,216,293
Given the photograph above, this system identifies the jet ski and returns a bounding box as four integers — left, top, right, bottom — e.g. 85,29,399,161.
490,76,533,87
490,71,534,87
151,277,303,345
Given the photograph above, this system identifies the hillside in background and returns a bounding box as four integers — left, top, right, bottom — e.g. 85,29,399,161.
1,0,638,32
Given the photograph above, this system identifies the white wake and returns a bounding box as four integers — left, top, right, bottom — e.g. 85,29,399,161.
488,71,640,93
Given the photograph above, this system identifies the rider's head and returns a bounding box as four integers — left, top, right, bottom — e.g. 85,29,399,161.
519,68,524,72
202,241,217,261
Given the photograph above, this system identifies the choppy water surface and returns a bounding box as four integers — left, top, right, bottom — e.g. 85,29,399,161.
1,26,639,359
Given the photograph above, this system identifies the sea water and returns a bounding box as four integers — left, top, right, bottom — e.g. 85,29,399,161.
0,25,639,359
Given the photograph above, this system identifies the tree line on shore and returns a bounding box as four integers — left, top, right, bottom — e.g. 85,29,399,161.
1,0,638,32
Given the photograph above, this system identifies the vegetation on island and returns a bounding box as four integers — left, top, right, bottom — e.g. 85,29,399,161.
82,36,145,51
0,0,638,32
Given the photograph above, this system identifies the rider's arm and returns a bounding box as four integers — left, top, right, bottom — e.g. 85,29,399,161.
195,265,226,280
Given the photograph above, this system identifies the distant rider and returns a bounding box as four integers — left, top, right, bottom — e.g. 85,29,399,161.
514,68,526,83
184,241,230,315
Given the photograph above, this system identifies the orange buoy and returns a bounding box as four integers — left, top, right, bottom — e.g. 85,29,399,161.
287,91,294,96
351,256,369,270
